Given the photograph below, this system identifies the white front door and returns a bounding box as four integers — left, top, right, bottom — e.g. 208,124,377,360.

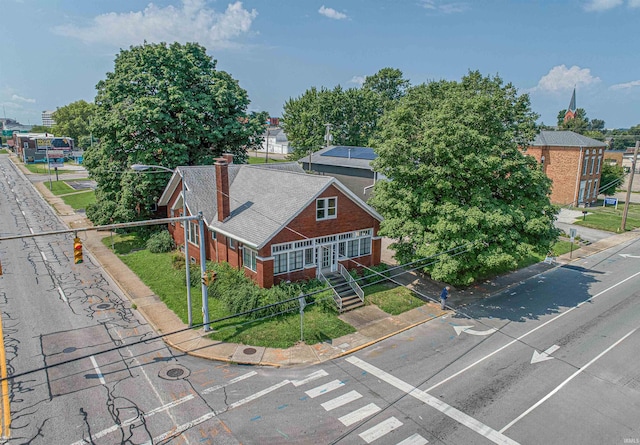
318,244,336,275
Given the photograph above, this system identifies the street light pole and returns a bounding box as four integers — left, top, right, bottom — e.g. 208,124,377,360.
131,164,192,327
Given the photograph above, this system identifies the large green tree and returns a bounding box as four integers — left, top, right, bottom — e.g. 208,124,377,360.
51,100,96,148
84,41,263,225
599,163,625,196
370,71,559,286
281,68,409,159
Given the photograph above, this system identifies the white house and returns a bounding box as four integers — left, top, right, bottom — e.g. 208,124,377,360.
259,127,292,155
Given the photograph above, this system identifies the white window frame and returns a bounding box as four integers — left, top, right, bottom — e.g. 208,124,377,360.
578,180,587,203
316,197,337,221
243,247,257,272
187,221,199,246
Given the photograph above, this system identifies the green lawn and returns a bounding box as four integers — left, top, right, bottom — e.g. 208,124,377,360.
48,178,92,196
574,202,640,232
247,156,287,164
25,164,75,174
61,190,95,210
103,233,422,348
0,149,8,155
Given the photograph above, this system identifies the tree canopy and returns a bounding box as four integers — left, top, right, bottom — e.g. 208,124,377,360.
369,71,559,286
599,163,625,196
84,41,264,226
281,68,409,159
51,100,96,148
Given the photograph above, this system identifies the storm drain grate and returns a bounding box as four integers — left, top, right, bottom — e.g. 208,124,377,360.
90,302,114,311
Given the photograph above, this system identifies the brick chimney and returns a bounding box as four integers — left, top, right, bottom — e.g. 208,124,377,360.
215,158,230,222
222,153,234,165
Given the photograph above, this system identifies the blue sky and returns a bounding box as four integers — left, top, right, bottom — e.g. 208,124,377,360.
2,0,639,129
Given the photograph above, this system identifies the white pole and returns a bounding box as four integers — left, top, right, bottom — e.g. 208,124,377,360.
198,212,210,331
182,173,192,327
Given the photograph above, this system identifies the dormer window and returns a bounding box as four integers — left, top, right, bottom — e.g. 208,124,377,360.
316,197,337,220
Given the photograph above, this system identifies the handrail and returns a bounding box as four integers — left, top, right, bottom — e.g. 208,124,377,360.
338,263,364,303
318,270,342,311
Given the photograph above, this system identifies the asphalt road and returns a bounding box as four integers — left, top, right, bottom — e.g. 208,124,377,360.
2,152,640,444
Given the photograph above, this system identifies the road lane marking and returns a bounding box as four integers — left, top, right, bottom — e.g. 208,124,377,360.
57,286,68,303
305,379,345,398
89,355,105,385
40,252,47,262
292,369,328,386
359,416,402,443
530,344,560,364
347,357,519,445
228,380,291,409
396,433,429,445
453,325,497,336
321,390,362,411
71,375,284,445
427,269,640,392
338,403,381,426
202,371,257,394
142,411,218,445
499,327,637,433
0,311,11,439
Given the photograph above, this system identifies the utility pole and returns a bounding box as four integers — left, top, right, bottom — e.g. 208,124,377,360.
265,126,270,164
324,123,332,148
621,140,640,232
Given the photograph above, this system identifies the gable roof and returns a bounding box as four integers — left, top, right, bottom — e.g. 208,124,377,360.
298,145,377,171
158,162,383,249
532,130,606,148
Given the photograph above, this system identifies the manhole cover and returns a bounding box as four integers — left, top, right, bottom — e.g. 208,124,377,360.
243,347,257,355
166,368,185,378
158,364,190,380
90,302,114,311
63,347,77,353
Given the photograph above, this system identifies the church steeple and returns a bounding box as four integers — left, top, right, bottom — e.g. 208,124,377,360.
564,87,576,123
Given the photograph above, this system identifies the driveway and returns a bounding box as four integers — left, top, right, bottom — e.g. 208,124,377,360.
555,208,613,243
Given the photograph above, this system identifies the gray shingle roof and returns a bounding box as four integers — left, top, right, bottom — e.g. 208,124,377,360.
532,131,606,148
159,162,382,249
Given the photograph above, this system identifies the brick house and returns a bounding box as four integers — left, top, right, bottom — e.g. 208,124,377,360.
157,156,383,288
524,131,607,207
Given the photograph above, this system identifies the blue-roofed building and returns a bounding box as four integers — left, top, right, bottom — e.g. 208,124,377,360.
298,146,384,201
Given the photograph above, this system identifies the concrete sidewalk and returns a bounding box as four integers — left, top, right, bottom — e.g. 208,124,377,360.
20,158,640,368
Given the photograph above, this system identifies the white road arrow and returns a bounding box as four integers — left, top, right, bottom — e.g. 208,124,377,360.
531,344,560,364
453,325,498,336
619,254,640,259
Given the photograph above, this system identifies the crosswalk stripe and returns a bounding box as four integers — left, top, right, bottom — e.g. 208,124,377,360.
321,390,362,411
338,403,381,426
292,369,329,387
359,417,403,443
305,379,345,398
396,433,429,445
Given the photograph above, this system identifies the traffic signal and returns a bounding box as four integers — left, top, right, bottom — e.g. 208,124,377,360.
201,270,217,286
74,237,83,264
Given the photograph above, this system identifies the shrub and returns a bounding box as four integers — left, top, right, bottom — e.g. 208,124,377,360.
146,230,175,253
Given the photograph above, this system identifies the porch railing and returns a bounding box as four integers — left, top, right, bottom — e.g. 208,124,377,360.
338,263,364,303
318,270,342,311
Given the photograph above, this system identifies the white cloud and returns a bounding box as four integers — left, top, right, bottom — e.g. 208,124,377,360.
610,79,640,90
349,76,365,86
629,0,640,7
534,65,601,92
53,0,257,49
318,5,348,20
419,0,468,13
583,0,623,11
11,94,36,103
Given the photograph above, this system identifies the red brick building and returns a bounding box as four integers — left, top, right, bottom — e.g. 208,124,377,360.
525,131,606,207
157,157,383,288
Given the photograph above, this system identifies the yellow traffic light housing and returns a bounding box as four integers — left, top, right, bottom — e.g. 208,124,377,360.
201,270,217,286
74,237,83,264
